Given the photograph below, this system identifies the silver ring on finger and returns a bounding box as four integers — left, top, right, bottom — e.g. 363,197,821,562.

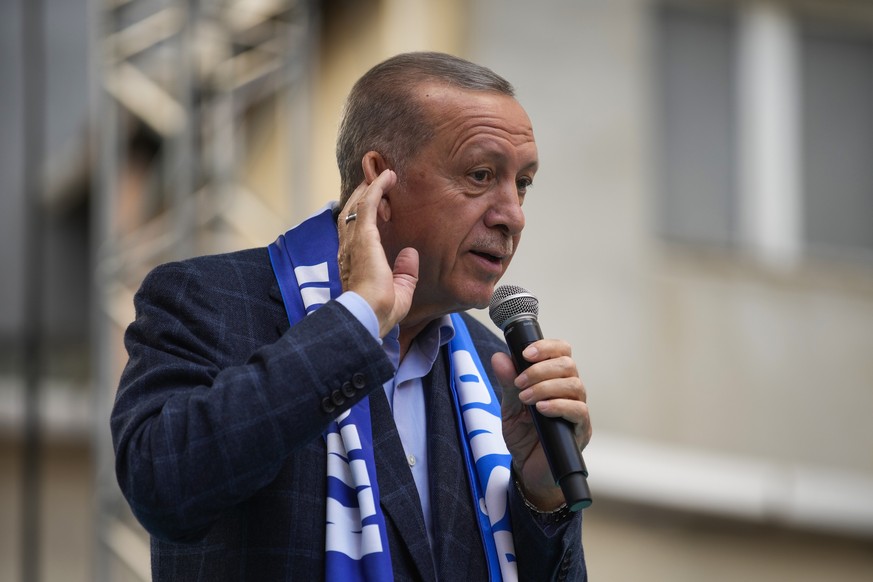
345,212,357,224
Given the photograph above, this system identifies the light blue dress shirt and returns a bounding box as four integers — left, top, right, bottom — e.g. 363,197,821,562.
336,291,454,550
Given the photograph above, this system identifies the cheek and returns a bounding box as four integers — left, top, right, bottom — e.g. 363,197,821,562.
417,230,465,278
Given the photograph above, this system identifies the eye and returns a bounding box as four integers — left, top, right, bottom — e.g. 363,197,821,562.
516,176,533,196
469,169,493,184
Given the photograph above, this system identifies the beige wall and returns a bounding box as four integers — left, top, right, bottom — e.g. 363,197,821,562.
462,0,873,535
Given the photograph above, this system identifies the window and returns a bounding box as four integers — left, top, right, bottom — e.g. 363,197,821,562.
655,1,873,264
802,22,873,255
656,3,738,248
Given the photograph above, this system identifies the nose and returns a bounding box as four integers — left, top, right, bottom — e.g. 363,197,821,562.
484,179,525,236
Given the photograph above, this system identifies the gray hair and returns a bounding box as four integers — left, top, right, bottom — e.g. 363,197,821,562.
336,52,515,208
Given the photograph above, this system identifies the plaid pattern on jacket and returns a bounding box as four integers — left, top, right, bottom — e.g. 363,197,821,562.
111,247,585,581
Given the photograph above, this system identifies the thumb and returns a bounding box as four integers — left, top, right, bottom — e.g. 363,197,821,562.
392,246,418,284
492,352,522,409
392,246,419,309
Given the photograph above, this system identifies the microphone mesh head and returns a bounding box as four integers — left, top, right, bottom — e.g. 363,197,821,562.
489,285,539,329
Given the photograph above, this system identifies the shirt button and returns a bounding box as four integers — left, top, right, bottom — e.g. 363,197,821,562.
407,454,416,467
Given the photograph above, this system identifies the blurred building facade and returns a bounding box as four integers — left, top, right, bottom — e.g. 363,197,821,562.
1,0,872,580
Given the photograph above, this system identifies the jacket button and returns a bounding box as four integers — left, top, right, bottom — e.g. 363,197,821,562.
330,390,345,406
352,372,366,390
341,381,356,398
321,396,336,413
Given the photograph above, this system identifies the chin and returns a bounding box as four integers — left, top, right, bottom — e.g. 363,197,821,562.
453,282,497,311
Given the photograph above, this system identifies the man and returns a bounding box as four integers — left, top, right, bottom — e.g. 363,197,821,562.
112,52,590,581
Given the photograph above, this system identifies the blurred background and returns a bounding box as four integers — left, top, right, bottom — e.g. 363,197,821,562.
1,0,872,580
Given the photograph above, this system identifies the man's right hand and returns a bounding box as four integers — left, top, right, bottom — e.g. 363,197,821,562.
338,168,419,338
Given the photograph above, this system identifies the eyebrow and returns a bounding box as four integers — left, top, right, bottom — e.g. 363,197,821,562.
458,142,539,173
519,158,539,174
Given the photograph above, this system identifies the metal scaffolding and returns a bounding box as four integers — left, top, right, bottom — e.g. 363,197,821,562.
91,1,317,579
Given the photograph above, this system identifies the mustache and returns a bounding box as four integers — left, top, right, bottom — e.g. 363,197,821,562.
469,236,514,257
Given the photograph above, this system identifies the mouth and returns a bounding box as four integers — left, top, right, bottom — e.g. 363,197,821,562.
471,250,504,265
470,250,507,272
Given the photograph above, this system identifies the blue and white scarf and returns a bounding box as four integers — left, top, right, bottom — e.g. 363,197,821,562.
268,204,517,581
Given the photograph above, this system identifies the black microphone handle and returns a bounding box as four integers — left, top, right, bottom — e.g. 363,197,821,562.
503,317,592,511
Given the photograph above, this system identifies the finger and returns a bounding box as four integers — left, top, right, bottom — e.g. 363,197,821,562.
337,180,370,274
517,376,587,406
339,169,395,234
381,247,419,337
492,352,527,420
533,395,588,420
533,399,592,447
337,171,396,284
491,352,520,396
354,169,395,227
515,356,580,392
519,338,572,364
392,247,419,286
339,181,369,227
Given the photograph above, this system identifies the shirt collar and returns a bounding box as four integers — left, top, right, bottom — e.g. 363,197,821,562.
392,315,456,385
408,314,456,366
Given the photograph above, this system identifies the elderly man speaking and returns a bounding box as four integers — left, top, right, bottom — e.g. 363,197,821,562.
112,52,590,581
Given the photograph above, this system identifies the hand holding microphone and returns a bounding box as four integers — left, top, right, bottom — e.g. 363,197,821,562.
490,285,592,511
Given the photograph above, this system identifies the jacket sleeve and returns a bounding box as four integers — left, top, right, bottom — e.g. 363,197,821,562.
110,258,396,542
509,480,586,581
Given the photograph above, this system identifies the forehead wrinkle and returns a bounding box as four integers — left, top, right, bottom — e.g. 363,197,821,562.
440,114,536,162
417,86,534,161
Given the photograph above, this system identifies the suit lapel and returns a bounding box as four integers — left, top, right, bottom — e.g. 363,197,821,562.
370,387,437,582
426,350,488,581
270,248,484,580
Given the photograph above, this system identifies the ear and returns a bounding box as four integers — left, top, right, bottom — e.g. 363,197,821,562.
361,151,390,184
362,151,393,222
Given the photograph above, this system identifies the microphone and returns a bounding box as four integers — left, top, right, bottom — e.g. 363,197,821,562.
489,285,592,511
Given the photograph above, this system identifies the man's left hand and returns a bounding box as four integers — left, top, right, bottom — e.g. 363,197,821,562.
491,340,591,511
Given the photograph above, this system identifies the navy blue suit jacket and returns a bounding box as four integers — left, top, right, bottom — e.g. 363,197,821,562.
111,247,586,581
